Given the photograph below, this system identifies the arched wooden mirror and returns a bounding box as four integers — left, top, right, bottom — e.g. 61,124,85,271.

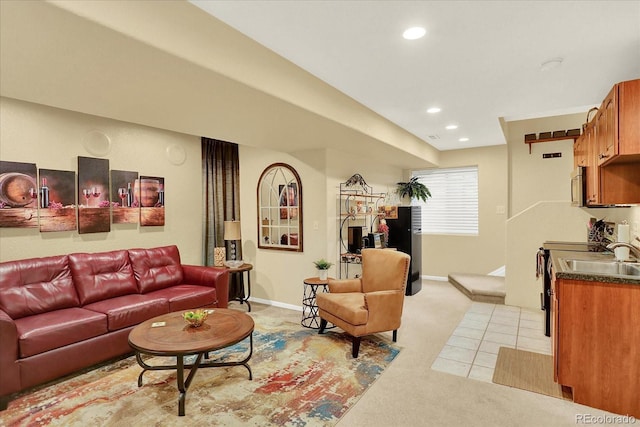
257,163,303,251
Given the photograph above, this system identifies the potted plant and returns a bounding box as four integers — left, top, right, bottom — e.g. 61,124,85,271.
396,177,431,204
313,258,333,280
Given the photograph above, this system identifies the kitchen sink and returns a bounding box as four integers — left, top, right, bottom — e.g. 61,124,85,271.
560,259,640,278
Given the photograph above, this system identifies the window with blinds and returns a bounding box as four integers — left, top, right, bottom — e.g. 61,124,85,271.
412,166,478,235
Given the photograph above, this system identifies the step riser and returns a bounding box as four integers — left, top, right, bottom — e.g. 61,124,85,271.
448,275,506,304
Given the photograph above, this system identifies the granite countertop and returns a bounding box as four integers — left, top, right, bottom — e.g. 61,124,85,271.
550,247,640,285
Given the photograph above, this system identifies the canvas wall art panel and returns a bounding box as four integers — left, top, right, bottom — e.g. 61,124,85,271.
77,156,110,234
110,169,139,224
38,169,77,232
138,175,164,226
0,160,38,228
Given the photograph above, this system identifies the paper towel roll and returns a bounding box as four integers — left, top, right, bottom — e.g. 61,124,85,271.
618,223,630,243
614,223,630,261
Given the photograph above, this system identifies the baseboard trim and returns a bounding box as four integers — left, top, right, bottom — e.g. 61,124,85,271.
422,275,449,282
244,297,302,312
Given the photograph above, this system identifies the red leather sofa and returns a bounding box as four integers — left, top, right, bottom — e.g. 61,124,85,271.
0,245,229,410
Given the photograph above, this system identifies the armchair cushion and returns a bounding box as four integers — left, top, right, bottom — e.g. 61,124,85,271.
316,293,368,325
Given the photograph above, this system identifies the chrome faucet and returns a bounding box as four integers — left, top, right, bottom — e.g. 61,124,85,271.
606,242,640,260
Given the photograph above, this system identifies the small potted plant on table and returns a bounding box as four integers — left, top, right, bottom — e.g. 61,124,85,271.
313,258,334,281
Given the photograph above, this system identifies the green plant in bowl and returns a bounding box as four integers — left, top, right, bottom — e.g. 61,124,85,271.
183,309,209,327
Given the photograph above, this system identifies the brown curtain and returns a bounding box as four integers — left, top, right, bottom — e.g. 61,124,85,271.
202,138,242,297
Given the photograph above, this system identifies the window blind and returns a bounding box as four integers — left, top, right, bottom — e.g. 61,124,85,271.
413,166,478,235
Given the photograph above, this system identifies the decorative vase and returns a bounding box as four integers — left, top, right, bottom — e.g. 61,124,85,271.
213,247,226,267
318,269,328,280
399,195,413,206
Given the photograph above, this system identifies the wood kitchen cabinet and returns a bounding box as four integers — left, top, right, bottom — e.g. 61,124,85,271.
551,272,640,417
597,79,640,164
596,85,616,165
573,134,586,168
583,123,601,205
577,78,640,206
618,79,640,156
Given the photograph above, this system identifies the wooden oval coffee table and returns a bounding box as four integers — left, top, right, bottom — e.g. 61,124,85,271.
128,308,254,416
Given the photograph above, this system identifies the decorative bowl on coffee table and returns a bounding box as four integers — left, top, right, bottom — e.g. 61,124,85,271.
183,309,209,327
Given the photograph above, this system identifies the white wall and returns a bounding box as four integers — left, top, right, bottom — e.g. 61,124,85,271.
0,97,406,310
237,145,330,307
238,145,403,308
422,145,509,277
505,202,638,309
0,97,203,264
504,112,640,309
508,113,584,216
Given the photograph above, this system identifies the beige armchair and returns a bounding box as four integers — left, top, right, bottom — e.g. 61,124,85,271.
316,248,411,357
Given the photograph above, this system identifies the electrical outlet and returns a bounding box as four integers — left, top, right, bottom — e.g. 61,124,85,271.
496,205,505,214
313,221,319,230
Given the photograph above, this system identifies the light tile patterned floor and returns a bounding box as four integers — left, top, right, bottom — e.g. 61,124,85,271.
431,302,551,383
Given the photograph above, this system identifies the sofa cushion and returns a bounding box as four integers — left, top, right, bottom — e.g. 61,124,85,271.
146,285,217,312
316,293,368,326
129,245,184,293
0,255,79,320
69,250,138,305
83,294,169,331
15,308,107,358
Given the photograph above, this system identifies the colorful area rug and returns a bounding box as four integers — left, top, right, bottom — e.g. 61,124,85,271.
1,312,400,426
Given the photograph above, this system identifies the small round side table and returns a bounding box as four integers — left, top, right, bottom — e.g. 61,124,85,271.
226,263,253,312
302,277,333,329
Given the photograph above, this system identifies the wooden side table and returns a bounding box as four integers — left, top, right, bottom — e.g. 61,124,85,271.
302,277,333,329
226,263,253,312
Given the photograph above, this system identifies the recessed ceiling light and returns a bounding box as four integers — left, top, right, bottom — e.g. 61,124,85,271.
445,124,458,130
426,107,441,114
459,137,469,142
403,27,426,40
540,57,563,72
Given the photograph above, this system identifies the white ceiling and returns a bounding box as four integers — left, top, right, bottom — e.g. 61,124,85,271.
191,0,640,151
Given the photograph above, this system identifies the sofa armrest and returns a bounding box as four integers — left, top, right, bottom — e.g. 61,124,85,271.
328,278,361,293
363,290,404,331
182,265,229,308
0,309,20,398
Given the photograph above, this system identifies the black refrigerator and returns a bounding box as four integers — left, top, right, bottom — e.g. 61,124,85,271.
386,206,422,296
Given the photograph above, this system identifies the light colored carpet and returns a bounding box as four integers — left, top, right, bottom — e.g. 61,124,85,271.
492,347,571,400
1,311,399,426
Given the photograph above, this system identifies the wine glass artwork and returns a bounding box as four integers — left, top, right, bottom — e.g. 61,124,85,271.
118,187,127,207
83,189,91,207
29,187,37,200
91,187,100,198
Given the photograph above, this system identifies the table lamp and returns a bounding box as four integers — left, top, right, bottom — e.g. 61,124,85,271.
224,220,242,261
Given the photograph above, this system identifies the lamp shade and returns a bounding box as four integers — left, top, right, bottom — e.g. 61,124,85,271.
224,220,241,241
